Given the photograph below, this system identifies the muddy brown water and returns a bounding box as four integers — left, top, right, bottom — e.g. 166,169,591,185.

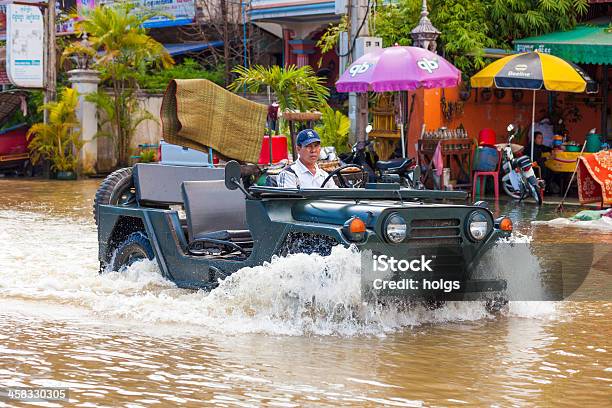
0,178,610,407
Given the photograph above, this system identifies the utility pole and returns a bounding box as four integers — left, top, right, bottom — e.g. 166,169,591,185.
348,0,369,143
221,0,230,86
44,0,57,122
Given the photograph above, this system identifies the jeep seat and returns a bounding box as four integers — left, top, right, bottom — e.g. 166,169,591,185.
376,158,413,171
134,163,225,205
181,180,251,246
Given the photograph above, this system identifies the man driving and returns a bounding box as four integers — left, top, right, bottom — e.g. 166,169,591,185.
278,129,339,189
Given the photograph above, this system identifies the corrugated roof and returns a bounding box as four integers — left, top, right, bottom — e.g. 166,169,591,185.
514,22,612,65
163,41,224,56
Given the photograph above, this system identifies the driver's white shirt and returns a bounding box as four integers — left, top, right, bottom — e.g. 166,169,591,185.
278,158,339,189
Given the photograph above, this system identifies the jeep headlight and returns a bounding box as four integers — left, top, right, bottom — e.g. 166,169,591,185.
467,211,490,241
384,213,407,243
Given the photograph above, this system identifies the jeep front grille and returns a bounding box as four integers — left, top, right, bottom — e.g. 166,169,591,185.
408,218,462,245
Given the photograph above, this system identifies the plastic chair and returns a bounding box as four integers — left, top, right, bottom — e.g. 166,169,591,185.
472,148,501,200
530,162,545,201
531,161,542,179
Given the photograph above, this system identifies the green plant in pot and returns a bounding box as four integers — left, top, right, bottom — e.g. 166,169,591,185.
139,149,157,163
228,65,329,113
26,87,83,179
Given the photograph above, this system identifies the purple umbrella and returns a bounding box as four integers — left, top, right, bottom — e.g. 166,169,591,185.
336,46,461,92
336,46,461,158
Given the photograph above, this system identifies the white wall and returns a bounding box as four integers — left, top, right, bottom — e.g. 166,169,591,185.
131,94,164,149
96,92,164,172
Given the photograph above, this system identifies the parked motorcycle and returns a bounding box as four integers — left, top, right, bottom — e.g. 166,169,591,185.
499,124,543,205
340,125,423,189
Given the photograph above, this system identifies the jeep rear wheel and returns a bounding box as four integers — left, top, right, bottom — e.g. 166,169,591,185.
110,232,154,272
93,167,135,225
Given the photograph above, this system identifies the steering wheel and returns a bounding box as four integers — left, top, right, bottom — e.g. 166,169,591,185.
321,164,367,188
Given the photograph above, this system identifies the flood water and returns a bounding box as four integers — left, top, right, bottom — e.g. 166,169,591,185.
0,178,610,407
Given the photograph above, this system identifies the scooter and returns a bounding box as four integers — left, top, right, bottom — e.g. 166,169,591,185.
340,125,423,189
499,124,543,205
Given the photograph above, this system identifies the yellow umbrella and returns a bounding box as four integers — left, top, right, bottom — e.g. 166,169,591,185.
471,51,597,158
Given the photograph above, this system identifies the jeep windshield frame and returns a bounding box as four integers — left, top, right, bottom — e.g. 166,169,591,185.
248,186,468,201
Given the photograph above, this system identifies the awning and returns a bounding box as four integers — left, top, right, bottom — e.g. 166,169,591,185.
163,41,224,56
514,22,612,65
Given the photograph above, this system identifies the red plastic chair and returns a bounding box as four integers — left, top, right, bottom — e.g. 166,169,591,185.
472,148,501,200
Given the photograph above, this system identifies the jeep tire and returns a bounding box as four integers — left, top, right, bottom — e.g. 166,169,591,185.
93,167,135,225
110,232,154,272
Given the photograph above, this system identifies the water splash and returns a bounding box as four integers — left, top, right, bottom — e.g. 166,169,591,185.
478,231,558,318
0,209,556,336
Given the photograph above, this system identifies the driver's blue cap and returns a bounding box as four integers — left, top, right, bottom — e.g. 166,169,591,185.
296,129,321,147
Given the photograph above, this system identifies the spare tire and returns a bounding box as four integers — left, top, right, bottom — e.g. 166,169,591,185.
93,167,136,225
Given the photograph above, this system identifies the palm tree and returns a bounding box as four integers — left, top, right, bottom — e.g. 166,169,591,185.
63,2,174,167
228,65,330,112
27,88,83,173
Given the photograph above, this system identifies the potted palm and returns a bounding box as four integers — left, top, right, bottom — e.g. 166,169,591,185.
26,87,83,179
228,65,330,157
228,65,329,113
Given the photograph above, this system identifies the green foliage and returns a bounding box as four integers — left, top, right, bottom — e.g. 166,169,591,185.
316,16,348,66
315,106,351,153
139,149,157,163
62,1,173,167
228,65,330,112
0,91,44,130
373,0,588,75
26,88,83,173
70,2,174,76
137,59,225,92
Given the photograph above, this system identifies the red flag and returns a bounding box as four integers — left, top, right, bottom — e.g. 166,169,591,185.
433,141,443,177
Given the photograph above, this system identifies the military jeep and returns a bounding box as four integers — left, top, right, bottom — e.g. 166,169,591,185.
94,160,513,302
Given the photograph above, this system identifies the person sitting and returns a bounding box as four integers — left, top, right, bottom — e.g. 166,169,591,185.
530,131,552,168
278,129,339,189
530,131,556,192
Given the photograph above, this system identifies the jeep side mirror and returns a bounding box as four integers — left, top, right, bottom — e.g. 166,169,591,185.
365,124,373,134
506,124,515,132
225,160,241,191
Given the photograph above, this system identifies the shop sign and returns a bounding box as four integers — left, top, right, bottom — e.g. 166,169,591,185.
515,44,552,54
6,4,44,88
100,0,196,28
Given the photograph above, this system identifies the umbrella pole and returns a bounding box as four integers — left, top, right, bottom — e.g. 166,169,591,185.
531,90,536,161
400,92,406,158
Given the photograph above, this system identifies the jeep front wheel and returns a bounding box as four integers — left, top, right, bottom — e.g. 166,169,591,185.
110,232,155,272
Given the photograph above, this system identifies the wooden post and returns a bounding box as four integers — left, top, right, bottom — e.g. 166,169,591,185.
356,92,368,142
289,121,297,161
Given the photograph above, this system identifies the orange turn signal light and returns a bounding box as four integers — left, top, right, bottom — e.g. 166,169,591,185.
499,217,513,232
349,217,367,234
